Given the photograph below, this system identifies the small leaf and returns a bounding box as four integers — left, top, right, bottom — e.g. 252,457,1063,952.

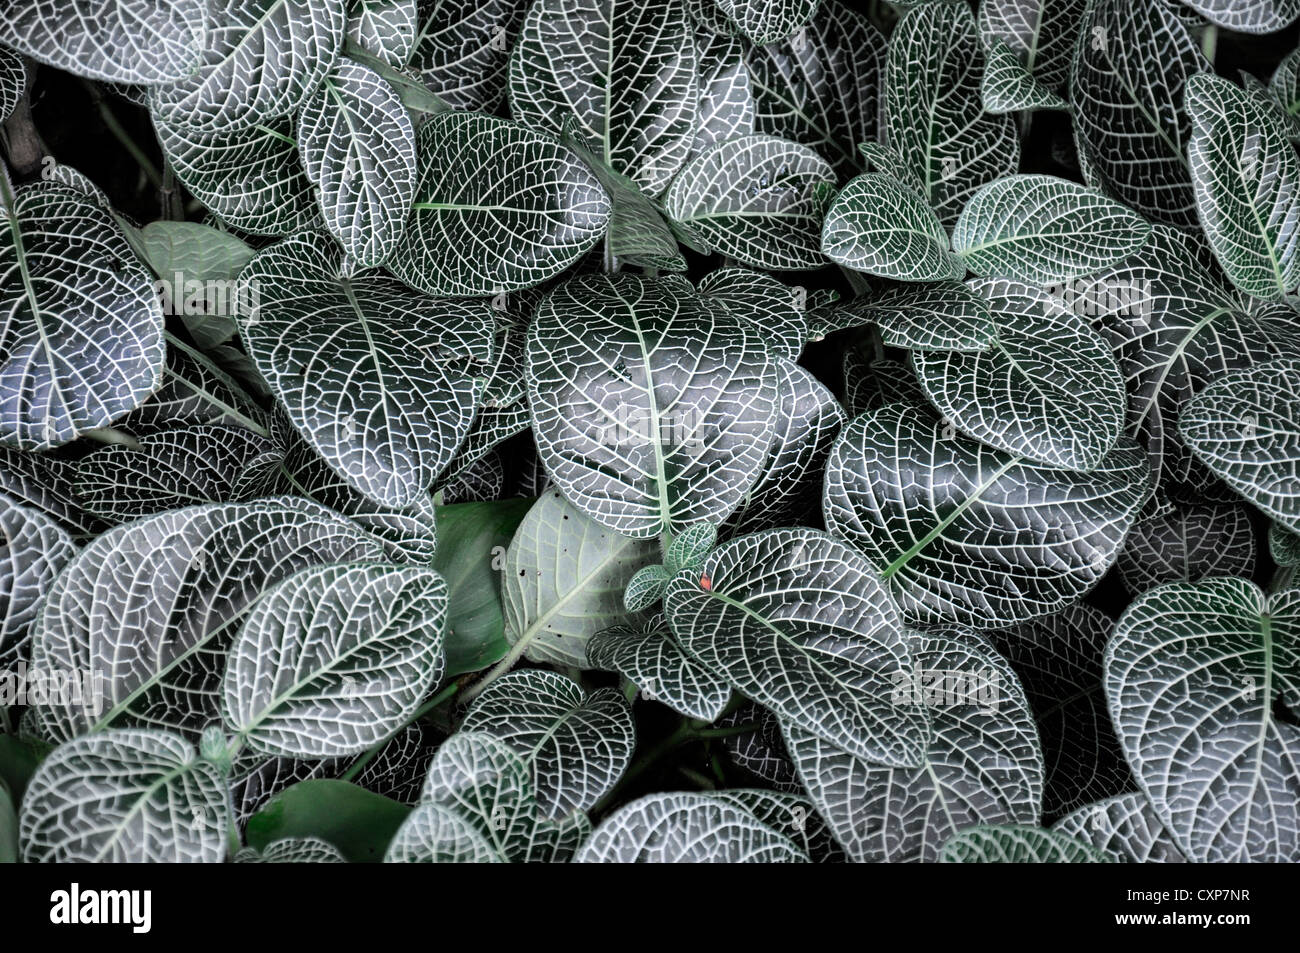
1053,792,1188,864
828,281,994,352
625,564,670,612
588,615,730,722
980,38,1067,114
940,825,1110,863
665,524,718,574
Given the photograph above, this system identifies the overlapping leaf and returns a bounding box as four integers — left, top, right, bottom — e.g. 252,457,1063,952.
1053,792,1188,863
826,282,994,353
588,616,730,722
1117,501,1256,593
939,824,1108,863
406,0,525,111
821,173,964,281
0,492,77,667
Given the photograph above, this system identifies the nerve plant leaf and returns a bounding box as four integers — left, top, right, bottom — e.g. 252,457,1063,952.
1071,0,1207,227
388,111,610,297
0,181,165,450
347,0,418,67
28,498,383,743
391,731,589,862
695,268,807,362
1106,578,1300,862
988,603,1132,819
1053,792,1188,863
527,274,779,538
0,46,25,124
665,135,834,271
980,38,1067,114
951,175,1150,285
1180,358,1300,534
821,173,964,282
149,0,347,133
745,0,884,177
1117,501,1256,593
911,277,1127,472
978,0,1085,97
823,402,1150,628
73,424,273,522
20,729,229,863
715,0,817,46
826,282,994,353
501,491,659,667
1186,73,1300,302
0,492,78,668
154,114,322,236
1177,0,1300,33
692,30,756,158
223,562,447,758
1090,224,1300,498
574,791,807,862
785,630,1042,863
235,836,347,863
883,1,1018,226
0,0,207,85
241,234,493,508
664,527,931,765
297,57,417,270
588,615,730,721
509,0,698,195
407,0,526,111
460,669,635,817
940,825,1109,863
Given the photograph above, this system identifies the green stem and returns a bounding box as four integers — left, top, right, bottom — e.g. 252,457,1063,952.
459,636,536,706
339,682,462,783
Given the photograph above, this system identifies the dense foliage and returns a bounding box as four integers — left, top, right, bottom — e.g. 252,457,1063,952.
0,0,1298,864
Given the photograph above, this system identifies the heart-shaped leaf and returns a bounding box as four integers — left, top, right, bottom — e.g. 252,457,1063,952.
388,111,610,296
460,669,635,817
1106,577,1300,862
1181,358,1300,534
823,401,1150,627
1,181,165,450
665,526,930,764
980,38,1067,114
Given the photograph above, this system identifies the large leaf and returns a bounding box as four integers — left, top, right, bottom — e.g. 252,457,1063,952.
406,0,526,111
29,497,383,743
433,498,530,677
0,446,99,537
1178,0,1300,33
1091,225,1300,497
149,0,347,132
1117,501,1256,593
224,562,447,758
246,777,411,861
0,493,78,667
665,527,930,765
0,0,207,85
154,114,322,236
1070,0,1206,227
786,630,1042,862
460,669,635,817
745,0,883,177
573,791,807,862
951,175,1150,285
1,181,165,450
1052,791,1188,863
20,729,228,862
527,273,779,538
405,731,590,862
298,57,417,270
912,277,1127,472
988,603,1132,819
979,0,1086,93
388,111,610,297
692,30,755,158
347,0,418,66
725,357,845,534
823,401,1150,627
73,424,272,522
939,824,1109,863
883,1,1018,226
664,135,835,270
1180,359,1300,534
242,235,492,507
821,172,965,282
1186,73,1300,302
826,282,994,353
587,615,730,722
500,491,659,666
508,0,698,194
1106,578,1300,862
